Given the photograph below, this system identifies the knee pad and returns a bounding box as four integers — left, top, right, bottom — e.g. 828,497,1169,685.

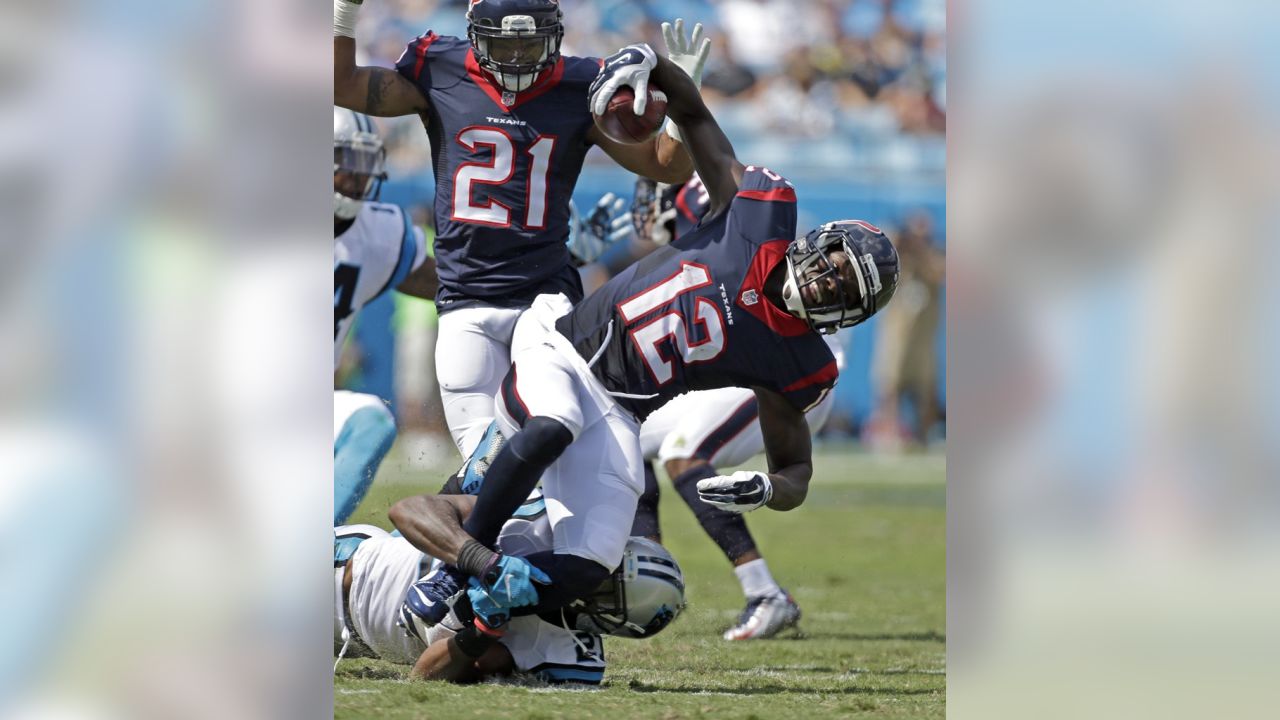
671,463,758,562
508,416,573,467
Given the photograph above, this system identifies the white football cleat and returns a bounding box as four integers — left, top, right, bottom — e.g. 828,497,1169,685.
723,590,801,640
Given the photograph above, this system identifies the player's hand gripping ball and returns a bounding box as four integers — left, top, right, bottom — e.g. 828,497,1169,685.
593,85,668,144
590,44,668,144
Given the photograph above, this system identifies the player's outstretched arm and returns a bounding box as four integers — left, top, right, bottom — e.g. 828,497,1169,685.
334,3,428,116
649,55,743,217
409,631,514,683
752,388,814,510
389,493,477,564
591,128,694,185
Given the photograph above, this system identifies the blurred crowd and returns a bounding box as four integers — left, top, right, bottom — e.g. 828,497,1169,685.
354,0,946,176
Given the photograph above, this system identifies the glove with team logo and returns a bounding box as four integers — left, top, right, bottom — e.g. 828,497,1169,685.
567,193,633,265
457,539,551,607
466,576,515,632
696,470,774,513
589,43,659,116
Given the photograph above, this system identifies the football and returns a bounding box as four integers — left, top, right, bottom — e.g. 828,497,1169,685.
593,84,668,144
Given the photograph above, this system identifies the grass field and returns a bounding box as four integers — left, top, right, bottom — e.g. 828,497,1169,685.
337,443,945,719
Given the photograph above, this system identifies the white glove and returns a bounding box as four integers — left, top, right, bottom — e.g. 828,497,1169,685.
659,19,711,142
661,18,711,88
589,44,658,116
696,471,773,513
567,193,633,264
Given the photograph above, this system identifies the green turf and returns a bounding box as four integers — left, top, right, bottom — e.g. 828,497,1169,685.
337,444,945,719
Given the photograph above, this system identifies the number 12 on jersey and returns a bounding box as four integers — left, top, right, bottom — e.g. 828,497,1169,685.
618,262,727,385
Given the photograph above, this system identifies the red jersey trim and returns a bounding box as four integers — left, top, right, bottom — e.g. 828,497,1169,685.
465,51,565,111
411,32,440,82
736,240,812,337
676,183,699,224
781,360,838,393
735,187,797,203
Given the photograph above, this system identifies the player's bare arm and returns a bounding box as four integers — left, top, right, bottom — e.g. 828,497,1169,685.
590,126,694,185
648,55,744,217
753,388,815,511
409,631,514,683
333,8,428,117
396,256,439,300
388,493,478,564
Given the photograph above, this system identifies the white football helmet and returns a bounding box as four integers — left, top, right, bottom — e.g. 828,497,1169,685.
333,107,387,220
570,537,686,639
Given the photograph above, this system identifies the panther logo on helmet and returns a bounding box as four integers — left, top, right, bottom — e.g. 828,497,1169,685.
466,0,565,93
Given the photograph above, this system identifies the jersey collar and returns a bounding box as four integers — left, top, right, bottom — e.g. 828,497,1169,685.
737,239,813,338
465,50,565,111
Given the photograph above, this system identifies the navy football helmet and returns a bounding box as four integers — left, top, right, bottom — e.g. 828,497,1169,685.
466,0,564,93
568,537,685,639
782,220,899,333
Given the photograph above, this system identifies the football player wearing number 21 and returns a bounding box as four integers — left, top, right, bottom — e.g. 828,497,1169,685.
334,0,703,460
433,45,902,627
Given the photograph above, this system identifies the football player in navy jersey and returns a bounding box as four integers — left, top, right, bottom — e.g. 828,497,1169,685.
407,46,900,629
334,0,709,459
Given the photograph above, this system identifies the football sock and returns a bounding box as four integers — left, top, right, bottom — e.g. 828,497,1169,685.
462,416,572,547
511,551,612,616
333,406,397,525
630,462,662,538
672,463,758,561
734,558,783,600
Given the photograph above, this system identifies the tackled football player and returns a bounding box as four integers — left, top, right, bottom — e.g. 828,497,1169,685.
334,0,703,459
407,45,901,628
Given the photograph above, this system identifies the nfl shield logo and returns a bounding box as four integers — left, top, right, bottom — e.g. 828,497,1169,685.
502,91,516,106
741,289,758,306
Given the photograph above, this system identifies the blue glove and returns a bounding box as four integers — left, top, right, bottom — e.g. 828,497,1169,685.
398,565,465,640
479,554,551,607
467,577,515,630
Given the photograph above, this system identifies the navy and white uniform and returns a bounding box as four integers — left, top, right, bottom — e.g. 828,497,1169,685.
394,32,604,456
334,492,606,684
495,167,836,572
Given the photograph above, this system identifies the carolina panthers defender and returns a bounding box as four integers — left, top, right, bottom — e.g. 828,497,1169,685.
333,107,437,524
334,1,709,459
334,492,684,684
410,47,900,626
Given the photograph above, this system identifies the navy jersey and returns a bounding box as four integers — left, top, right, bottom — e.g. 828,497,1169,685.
395,33,601,312
555,167,838,421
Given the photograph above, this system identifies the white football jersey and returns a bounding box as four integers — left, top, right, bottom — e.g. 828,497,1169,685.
334,201,427,369
335,491,605,681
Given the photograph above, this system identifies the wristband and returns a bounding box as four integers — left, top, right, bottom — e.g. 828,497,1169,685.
456,539,500,580
663,119,684,143
334,0,362,38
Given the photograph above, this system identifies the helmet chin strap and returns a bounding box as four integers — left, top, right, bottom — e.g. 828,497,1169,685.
334,193,361,220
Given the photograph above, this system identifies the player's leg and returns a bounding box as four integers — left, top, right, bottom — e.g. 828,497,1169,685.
525,406,644,613
435,306,524,457
629,461,662,543
461,343,584,548
334,390,397,525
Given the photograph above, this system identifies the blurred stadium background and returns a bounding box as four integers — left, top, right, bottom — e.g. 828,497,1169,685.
338,0,947,465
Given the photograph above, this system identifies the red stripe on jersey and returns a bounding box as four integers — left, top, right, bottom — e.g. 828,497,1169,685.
411,33,439,82
781,360,838,393
735,187,796,203
676,183,699,224
465,51,565,111
735,239,811,337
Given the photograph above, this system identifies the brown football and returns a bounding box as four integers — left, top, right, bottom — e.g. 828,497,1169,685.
593,84,668,144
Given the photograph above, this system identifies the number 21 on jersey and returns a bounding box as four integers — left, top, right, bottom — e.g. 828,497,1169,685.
452,127,555,229
618,262,726,385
